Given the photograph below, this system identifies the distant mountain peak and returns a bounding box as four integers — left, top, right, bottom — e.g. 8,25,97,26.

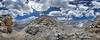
32,16,57,26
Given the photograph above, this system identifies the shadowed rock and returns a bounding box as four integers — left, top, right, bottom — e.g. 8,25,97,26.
25,27,39,35
85,15,100,34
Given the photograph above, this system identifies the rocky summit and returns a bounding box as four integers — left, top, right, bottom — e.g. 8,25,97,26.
0,16,100,40
33,16,57,26
0,14,13,33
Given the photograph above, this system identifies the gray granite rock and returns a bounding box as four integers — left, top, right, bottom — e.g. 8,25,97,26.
25,26,39,35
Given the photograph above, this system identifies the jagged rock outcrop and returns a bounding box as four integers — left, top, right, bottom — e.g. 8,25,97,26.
0,14,13,33
33,16,57,26
22,16,65,40
0,16,100,40
22,16,100,40
95,15,100,28
25,27,39,35
85,15,100,34
47,32,98,40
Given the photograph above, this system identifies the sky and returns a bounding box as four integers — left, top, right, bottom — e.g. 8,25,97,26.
0,0,100,22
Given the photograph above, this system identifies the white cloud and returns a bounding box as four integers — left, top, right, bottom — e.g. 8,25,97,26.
28,1,43,11
95,12,100,15
67,10,83,17
11,0,17,2
92,1,100,8
0,0,98,23
85,10,95,16
56,17,66,20
48,11,63,16
78,4,89,11
0,0,33,16
28,1,49,11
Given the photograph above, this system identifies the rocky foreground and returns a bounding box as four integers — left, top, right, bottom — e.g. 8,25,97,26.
0,16,100,40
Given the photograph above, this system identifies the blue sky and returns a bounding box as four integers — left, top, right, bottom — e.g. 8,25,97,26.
15,7,61,20
0,0,99,21
15,6,95,20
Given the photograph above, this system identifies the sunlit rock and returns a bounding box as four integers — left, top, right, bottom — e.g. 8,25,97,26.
95,15,100,28
33,16,57,26
85,15,100,34
0,14,13,33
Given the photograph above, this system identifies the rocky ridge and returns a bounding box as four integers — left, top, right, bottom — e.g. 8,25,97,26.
0,16,100,40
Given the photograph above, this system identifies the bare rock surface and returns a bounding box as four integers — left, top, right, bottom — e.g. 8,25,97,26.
0,16,100,40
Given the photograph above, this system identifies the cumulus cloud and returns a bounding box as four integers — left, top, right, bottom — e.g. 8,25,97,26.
78,4,89,11
0,10,15,17
85,10,95,16
0,0,35,23
95,12,100,16
92,1,100,8
48,11,63,16
28,1,49,11
0,0,99,22
0,0,35,20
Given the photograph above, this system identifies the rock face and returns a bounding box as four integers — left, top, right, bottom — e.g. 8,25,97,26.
22,16,100,40
33,16,57,26
0,14,13,33
95,15,100,28
24,16,58,36
0,16,100,40
48,32,97,40
25,26,39,35
23,16,65,40
85,15,100,34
